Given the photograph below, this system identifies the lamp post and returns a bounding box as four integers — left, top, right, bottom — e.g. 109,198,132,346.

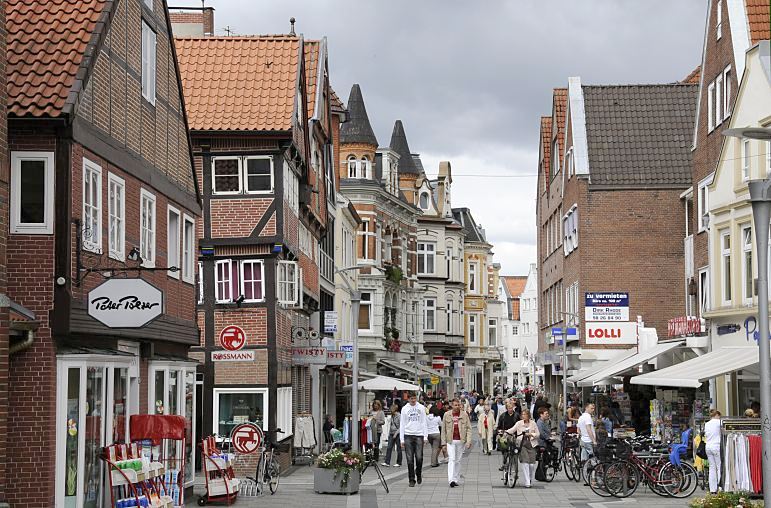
725,126,771,504
558,311,579,431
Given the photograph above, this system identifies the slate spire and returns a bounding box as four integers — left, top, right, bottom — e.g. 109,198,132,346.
340,84,378,146
389,120,419,175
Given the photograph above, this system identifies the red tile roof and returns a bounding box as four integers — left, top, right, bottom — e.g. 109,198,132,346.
681,66,701,84
176,36,303,131
554,88,568,170
540,116,552,173
746,0,770,44
502,276,527,299
305,41,319,120
7,0,107,117
512,299,521,321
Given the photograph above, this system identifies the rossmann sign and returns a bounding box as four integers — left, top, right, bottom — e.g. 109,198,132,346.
585,322,638,345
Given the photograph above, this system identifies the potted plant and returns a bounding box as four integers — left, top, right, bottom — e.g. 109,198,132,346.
314,448,364,494
689,492,760,508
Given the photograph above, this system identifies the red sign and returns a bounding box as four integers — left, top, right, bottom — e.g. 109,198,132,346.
219,325,246,351
432,356,448,370
230,423,263,454
667,316,703,337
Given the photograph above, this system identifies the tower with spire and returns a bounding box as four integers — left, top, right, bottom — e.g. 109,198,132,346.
339,84,378,181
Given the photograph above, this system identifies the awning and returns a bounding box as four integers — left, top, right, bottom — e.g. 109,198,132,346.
378,359,415,377
343,375,421,392
578,341,684,387
408,361,451,380
566,348,638,385
630,346,759,388
378,359,449,380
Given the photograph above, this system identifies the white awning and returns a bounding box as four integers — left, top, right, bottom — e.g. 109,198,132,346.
578,341,684,387
343,375,421,392
630,346,760,388
566,348,638,385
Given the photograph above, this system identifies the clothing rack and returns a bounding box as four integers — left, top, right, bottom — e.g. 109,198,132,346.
293,414,316,465
720,418,762,495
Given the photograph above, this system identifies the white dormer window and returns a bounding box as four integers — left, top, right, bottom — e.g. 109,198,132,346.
419,192,429,210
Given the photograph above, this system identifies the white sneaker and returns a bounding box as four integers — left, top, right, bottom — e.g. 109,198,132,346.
394,463,401,467
381,462,390,467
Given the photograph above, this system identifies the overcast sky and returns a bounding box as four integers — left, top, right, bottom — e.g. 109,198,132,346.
171,0,706,275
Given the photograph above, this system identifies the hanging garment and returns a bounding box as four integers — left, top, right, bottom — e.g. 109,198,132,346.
294,416,316,449
749,434,763,494
693,434,704,471
343,418,351,443
360,419,369,446
737,434,751,492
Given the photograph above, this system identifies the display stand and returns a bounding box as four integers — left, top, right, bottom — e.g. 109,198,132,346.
199,435,240,505
129,415,188,507
102,442,174,508
720,417,763,496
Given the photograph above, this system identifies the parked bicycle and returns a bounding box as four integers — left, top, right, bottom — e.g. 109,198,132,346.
245,428,282,496
560,431,582,482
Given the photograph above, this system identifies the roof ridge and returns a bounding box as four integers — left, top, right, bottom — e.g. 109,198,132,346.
582,82,698,88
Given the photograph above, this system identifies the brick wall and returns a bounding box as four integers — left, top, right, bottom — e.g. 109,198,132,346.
214,349,268,384
212,308,268,346
209,198,272,238
0,0,8,498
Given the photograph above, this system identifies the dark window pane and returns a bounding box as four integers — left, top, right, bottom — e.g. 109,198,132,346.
20,160,45,224
217,392,264,437
246,158,272,192
214,159,240,192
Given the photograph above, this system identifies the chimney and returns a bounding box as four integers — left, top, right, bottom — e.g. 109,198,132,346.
203,7,214,36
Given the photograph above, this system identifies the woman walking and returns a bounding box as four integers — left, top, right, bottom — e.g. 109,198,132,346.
382,403,402,467
478,403,496,455
427,406,443,467
704,409,722,494
370,400,386,460
508,409,539,487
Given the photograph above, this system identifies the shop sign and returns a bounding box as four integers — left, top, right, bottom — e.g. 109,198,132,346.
327,350,346,366
219,325,247,351
211,350,255,362
340,344,354,362
432,356,449,369
585,292,629,322
585,321,637,345
230,423,263,454
292,347,327,365
87,278,163,328
667,316,704,337
324,311,338,334
430,375,440,385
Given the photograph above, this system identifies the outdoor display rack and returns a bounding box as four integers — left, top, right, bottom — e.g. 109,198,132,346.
198,435,240,505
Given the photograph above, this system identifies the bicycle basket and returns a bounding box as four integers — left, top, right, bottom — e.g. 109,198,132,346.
497,435,509,451
614,441,632,459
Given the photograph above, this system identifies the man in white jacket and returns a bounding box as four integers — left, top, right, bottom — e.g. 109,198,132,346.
400,393,428,487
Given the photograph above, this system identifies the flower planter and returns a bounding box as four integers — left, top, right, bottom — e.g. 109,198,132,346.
313,468,360,495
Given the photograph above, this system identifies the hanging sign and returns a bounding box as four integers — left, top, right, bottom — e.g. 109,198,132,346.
340,344,354,362
430,375,440,385
219,325,247,351
585,292,629,322
327,350,346,366
230,423,263,454
324,311,338,334
212,350,255,362
87,278,163,328
292,347,327,365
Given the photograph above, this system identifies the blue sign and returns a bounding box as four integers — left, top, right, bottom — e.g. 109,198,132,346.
551,327,562,336
585,292,629,307
551,327,577,337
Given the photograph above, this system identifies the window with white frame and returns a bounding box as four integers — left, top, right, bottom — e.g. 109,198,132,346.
108,173,125,260
488,318,497,346
299,223,313,257
358,219,371,260
212,157,240,194
277,261,299,305
182,215,195,283
141,21,156,104
446,300,453,334
563,206,578,255
284,163,299,214
212,156,274,195
698,181,709,232
140,189,156,267
359,157,369,178
565,147,575,177
417,242,436,275
212,388,266,441
446,246,452,278
716,0,722,39
469,262,479,294
742,226,753,303
424,298,436,331
721,230,732,305
513,348,519,359
715,73,723,124
82,159,102,253
240,259,264,302
347,156,357,178
215,259,233,303
723,66,731,120
708,82,715,132
245,157,274,193
358,292,372,331
468,314,479,344
550,139,559,179
11,152,55,235
167,206,180,278
699,268,710,315
197,261,203,304
742,139,751,181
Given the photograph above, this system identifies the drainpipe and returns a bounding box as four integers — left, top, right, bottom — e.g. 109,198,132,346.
9,330,34,355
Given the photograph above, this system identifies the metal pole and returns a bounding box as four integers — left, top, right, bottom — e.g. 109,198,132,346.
351,291,361,453
414,338,419,388
749,180,771,506
562,328,567,426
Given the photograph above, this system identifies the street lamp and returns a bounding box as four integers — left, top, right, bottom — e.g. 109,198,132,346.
335,264,385,453
725,126,771,504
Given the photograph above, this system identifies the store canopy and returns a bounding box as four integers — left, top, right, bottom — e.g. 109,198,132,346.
378,359,415,377
578,341,684,387
630,346,759,388
408,361,450,379
344,375,421,392
566,348,638,385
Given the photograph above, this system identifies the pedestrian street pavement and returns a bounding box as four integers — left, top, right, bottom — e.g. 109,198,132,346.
190,436,699,508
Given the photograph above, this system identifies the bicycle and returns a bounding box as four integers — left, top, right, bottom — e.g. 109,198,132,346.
360,442,389,493
536,440,560,482
560,432,581,482
245,428,282,496
498,431,523,488
603,445,698,498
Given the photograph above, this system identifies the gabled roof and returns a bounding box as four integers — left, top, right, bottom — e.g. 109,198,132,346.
304,40,320,120
539,116,552,193
176,36,312,131
7,0,107,117
553,88,568,164
452,207,486,244
390,120,419,175
583,84,697,187
502,276,527,299
681,66,701,84
746,0,770,44
340,84,377,145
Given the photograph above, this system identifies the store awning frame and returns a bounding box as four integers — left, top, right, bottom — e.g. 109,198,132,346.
566,348,638,385
630,346,760,388
578,341,684,387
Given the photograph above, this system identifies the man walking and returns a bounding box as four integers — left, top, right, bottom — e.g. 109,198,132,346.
441,398,472,487
577,403,597,463
400,393,428,487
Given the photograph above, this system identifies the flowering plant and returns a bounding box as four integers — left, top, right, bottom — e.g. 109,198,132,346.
689,492,761,508
315,448,365,487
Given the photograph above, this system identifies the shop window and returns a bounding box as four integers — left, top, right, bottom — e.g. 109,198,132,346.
108,173,125,260
277,261,299,305
239,259,264,302
358,292,372,331
213,389,266,439
83,159,102,253
424,298,436,331
11,151,55,234
140,189,156,267
182,215,195,283
167,206,181,278
417,242,435,275
141,21,156,104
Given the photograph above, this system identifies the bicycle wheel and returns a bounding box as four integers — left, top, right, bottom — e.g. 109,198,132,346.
563,451,575,481
267,458,280,494
582,456,597,485
586,461,613,498
543,460,557,482
604,460,640,498
659,462,698,498
502,455,509,485
373,463,389,493
572,450,583,482
508,453,519,488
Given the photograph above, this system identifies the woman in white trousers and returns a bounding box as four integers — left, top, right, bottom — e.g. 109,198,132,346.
704,409,722,494
508,409,539,487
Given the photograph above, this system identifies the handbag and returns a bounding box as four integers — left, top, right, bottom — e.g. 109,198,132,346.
696,438,707,460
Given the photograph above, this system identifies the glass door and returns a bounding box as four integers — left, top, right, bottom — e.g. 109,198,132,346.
62,367,82,508
83,366,105,508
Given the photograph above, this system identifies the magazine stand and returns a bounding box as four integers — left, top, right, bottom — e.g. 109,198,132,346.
198,435,239,505
102,441,174,508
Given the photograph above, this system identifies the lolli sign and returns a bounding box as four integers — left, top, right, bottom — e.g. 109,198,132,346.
88,278,163,328
585,322,638,345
